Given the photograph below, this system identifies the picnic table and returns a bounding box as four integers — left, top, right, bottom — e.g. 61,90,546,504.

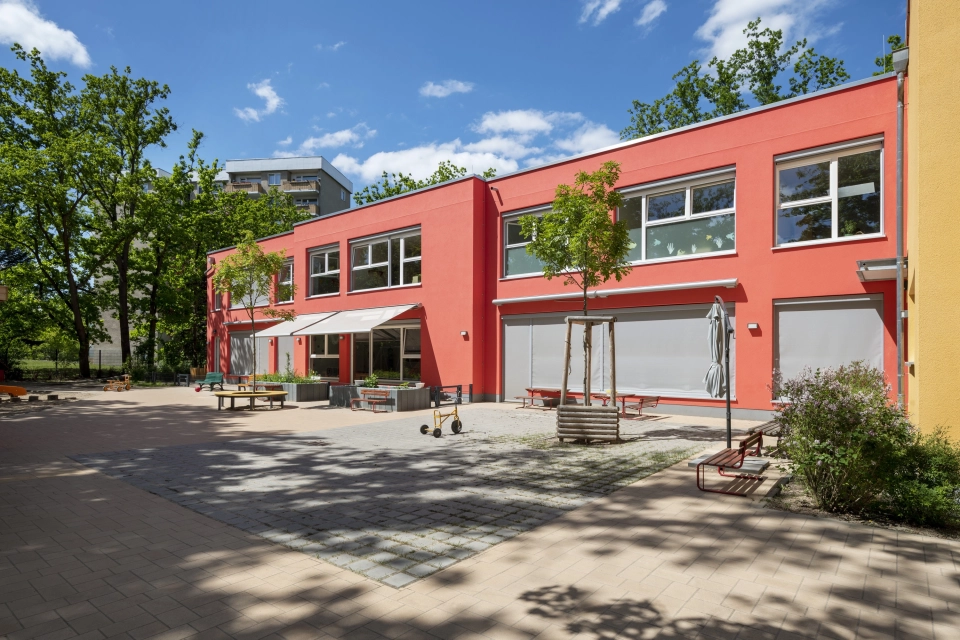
214,390,287,411
518,387,659,418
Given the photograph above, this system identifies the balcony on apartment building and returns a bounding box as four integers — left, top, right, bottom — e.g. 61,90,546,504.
281,179,319,194
294,203,319,215
224,180,265,196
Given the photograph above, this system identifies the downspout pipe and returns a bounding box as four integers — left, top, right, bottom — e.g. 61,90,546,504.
893,47,909,405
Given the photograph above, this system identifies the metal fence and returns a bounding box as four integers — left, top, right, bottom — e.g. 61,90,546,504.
432,384,473,407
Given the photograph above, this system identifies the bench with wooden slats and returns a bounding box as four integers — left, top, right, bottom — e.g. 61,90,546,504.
556,404,620,443
351,389,390,413
695,431,765,496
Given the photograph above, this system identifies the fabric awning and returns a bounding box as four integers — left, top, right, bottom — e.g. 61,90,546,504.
254,312,336,337
293,304,418,336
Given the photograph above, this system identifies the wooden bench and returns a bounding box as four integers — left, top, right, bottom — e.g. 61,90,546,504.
748,420,783,455
196,372,224,391
695,431,765,496
351,389,389,413
214,390,287,411
103,374,131,392
624,395,660,417
515,391,557,410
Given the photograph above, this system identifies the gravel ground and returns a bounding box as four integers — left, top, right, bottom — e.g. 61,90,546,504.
73,407,727,587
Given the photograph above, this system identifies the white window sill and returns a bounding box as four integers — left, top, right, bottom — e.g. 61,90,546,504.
500,272,546,281
630,249,737,266
772,233,885,250
274,301,295,306
348,283,422,294
305,292,340,300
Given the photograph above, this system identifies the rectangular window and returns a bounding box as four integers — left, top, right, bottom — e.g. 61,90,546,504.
308,246,340,297
341,188,346,201
619,175,736,262
503,215,545,277
277,260,293,303
294,175,317,182
351,229,421,291
267,173,281,186
353,326,421,381
309,334,340,378
776,144,882,246
229,283,268,309
235,175,260,184
213,291,221,311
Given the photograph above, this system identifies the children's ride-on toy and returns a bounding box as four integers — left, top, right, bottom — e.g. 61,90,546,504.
420,406,463,438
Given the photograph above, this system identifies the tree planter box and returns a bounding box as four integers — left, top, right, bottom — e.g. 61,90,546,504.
279,382,329,402
330,385,432,412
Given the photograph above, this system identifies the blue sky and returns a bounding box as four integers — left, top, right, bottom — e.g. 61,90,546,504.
0,0,905,190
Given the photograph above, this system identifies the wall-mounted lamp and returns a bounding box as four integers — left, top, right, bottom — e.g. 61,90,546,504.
747,323,759,330
212,328,217,337
297,337,303,345
460,330,468,337
268,339,273,346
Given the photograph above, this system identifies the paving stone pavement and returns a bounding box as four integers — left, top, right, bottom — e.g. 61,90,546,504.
72,408,699,588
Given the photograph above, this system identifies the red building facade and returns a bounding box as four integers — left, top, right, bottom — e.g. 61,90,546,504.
208,75,900,419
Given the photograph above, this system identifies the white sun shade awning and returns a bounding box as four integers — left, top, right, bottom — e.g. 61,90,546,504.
294,304,419,336
254,312,336,338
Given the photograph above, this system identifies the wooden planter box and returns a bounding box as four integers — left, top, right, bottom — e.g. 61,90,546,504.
279,382,329,402
330,385,432,412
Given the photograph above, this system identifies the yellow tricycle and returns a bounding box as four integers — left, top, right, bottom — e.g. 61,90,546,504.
420,406,463,438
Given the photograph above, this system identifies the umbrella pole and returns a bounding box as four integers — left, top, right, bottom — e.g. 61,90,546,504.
725,320,732,448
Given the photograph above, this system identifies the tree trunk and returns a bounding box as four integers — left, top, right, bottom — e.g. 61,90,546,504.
144,247,163,369
582,284,589,404
116,240,132,366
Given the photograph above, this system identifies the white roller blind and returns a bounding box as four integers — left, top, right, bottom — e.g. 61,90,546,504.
230,331,253,375
531,320,603,392
614,305,735,397
256,337,270,375
775,297,883,382
277,337,295,375
502,319,530,399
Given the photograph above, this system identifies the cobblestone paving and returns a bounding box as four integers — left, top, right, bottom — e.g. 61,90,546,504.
73,408,703,587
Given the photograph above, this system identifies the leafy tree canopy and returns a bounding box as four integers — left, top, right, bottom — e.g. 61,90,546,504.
874,35,905,75
353,160,496,205
621,18,850,140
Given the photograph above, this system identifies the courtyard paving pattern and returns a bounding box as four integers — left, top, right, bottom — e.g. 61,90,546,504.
72,408,699,588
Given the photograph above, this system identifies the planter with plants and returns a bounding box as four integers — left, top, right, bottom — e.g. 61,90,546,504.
257,371,329,402
330,373,432,412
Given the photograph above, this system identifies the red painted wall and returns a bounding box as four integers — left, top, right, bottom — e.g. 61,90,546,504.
208,76,900,412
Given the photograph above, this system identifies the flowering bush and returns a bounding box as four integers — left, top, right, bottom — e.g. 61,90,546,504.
776,363,912,514
888,428,960,527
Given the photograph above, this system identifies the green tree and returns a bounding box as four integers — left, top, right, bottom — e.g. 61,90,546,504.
621,18,850,140
519,162,631,393
874,35,905,75
82,66,177,365
353,160,497,205
211,232,295,389
0,45,108,377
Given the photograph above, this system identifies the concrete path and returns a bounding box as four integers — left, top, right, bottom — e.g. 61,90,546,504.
2,388,958,639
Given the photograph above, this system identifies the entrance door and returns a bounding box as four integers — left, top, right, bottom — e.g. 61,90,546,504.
212,337,220,373
230,332,253,375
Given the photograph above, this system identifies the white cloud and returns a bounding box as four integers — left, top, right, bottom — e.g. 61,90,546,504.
552,122,621,155
317,82,330,89
579,0,622,25
277,136,292,146
635,0,667,27
234,79,284,123
463,136,540,159
0,0,90,67
332,141,519,184
419,80,475,98
695,0,831,60
276,124,376,157
474,109,583,138
315,41,346,52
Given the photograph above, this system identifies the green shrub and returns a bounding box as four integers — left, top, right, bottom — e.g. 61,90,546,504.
888,428,960,527
776,363,912,514
363,373,379,388
258,371,312,384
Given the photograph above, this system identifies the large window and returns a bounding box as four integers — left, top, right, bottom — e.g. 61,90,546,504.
229,283,268,309
351,229,421,291
776,144,882,246
267,173,281,186
619,174,736,262
503,216,545,277
309,246,340,297
277,260,293,303
353,326,421,381
310,334,340,378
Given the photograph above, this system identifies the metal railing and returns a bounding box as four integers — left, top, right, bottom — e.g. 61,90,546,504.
224,182,265,195
282,179,318,192
432,384,473,407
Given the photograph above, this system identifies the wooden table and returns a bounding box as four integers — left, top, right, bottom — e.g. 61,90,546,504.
214,390,287,411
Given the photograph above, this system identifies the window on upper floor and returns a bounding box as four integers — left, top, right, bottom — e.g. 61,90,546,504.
213,291,221,311
340,188,346,201
229,282,269,309
235,175,260,184
619,172,736,262
351,228,421,291
268,173,281,186
776,143,882,246
308,246,340,297
503,213,546,277
277,260,294,303
294,174,317,183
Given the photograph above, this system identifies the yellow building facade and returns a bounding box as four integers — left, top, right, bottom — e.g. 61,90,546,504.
906,0,960,438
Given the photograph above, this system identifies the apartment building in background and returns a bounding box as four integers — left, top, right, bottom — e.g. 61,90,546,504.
216,156,353,217
209,73,909,424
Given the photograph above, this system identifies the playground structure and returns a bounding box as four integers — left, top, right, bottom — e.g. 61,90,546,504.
420,405,463,438
557,316,621,443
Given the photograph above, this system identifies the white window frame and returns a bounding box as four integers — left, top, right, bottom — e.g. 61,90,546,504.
308,245,340,298
340,188,346,201
774,142,884,248
277,259,294,303
350,228,422,292
267,173,281,186
354,324,421,382
294,174,317,182
618,172,737,264
309,334,340,380
213,290,222,311
235,175,260,184
229,283,269,309
501,206,548,278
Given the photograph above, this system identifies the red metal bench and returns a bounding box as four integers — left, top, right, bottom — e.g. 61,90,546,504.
351,389,389,413
624,395,660,417
695,431,765,496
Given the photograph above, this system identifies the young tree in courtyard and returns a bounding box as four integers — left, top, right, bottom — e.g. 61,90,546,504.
518,161,632,393
211,232,295,390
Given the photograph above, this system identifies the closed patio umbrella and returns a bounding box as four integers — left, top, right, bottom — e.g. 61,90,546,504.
704,296,733,447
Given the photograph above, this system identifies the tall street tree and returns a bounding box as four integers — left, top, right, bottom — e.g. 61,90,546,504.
0,46,107,377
